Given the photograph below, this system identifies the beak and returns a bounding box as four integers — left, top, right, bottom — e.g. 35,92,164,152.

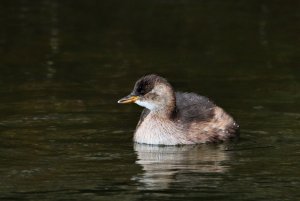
117,94,139,104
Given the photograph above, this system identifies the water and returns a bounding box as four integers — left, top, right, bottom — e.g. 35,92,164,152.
0,0,299,200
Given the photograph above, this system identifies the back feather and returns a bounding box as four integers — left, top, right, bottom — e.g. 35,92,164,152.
175,92,215,123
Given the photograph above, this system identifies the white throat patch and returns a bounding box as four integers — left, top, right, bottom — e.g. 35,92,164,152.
135,100,156,110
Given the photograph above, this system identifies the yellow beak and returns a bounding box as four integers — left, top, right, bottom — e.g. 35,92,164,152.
117,95,139,104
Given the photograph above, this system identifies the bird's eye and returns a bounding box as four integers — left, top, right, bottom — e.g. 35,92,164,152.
136,80,151,95
138,86,145,95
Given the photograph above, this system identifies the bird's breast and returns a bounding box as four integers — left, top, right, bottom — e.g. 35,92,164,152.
134,114,192,145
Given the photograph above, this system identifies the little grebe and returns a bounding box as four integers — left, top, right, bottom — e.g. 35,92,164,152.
118,74,239,145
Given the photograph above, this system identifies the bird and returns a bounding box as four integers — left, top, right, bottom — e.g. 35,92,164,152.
118,74,239,145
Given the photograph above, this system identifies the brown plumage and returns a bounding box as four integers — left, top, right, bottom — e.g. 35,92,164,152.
118,74,239,145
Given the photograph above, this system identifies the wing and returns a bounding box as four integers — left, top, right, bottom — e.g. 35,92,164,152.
175,92,215,123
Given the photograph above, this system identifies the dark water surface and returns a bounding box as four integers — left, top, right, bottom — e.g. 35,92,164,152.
0,1,300,200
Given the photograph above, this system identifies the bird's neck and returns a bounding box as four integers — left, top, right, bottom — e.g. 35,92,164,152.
152,92,177,119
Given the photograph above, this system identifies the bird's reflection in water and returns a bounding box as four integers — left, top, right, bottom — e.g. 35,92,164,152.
133,143,231,190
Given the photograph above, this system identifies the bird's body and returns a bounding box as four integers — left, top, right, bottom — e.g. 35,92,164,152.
118,74,238,145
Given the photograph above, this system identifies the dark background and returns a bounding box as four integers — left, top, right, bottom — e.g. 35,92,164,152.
0,1,299,200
